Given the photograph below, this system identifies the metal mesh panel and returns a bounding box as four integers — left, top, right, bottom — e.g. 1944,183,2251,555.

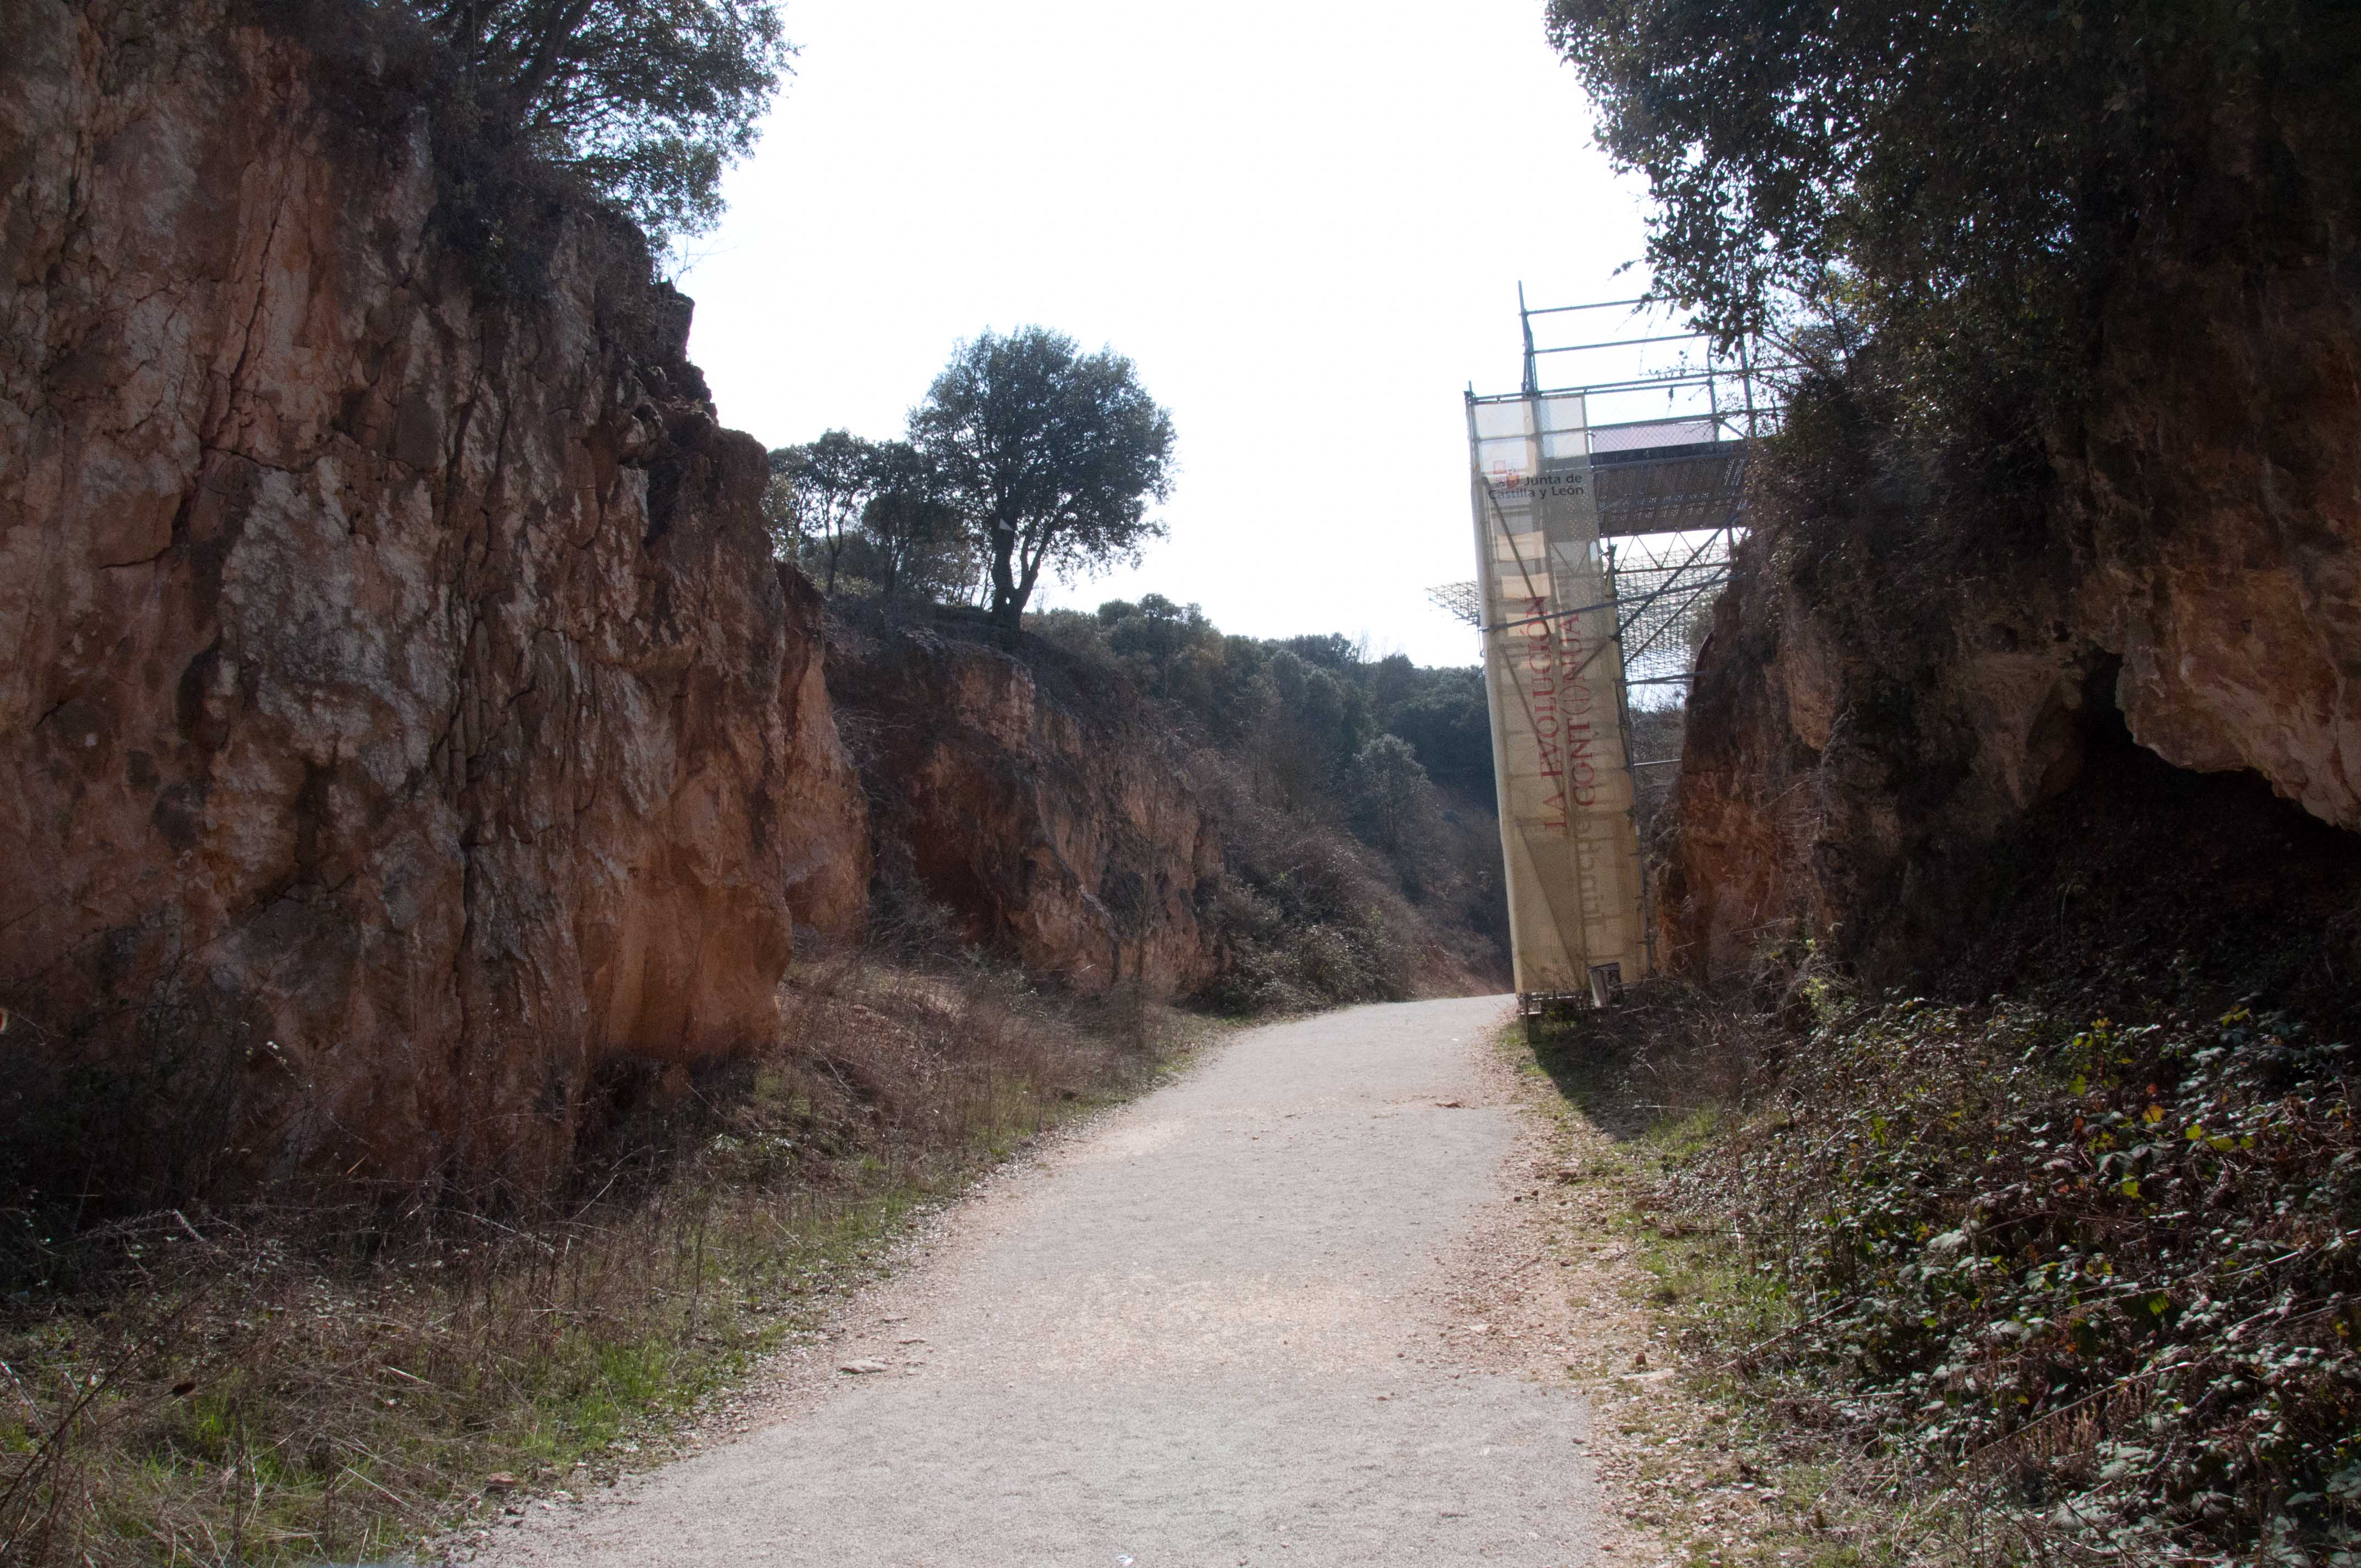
1594,442,1747,536
1609,531,1733,688
1588,417,1716,453
1427,581,1482,626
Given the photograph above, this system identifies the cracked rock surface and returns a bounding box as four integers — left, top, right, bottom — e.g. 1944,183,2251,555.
0,1,866,1189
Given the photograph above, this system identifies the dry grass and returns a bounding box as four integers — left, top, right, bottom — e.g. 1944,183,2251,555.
0,955,1198,1566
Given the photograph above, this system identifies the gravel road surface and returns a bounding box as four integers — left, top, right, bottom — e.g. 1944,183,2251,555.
491,995,1611,1566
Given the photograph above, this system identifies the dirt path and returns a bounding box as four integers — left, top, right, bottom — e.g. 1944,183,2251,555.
488,996,1620,1567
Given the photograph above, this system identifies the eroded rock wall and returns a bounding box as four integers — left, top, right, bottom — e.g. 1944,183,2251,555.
0,0,865,1195
2069,240,2361,829
828,617,1220,997
1662,206,2361,983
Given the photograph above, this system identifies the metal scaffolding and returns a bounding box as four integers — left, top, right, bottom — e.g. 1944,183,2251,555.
1464,289,1765,1030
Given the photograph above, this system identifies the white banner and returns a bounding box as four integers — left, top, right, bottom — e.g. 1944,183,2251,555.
1466,393,1649,999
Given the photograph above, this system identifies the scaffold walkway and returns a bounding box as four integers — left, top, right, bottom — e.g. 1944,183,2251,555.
1449,290,1769,1031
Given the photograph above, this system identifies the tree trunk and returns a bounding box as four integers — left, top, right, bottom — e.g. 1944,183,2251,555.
988,523,1021,634
510,0,599,113
1014,546,1047,624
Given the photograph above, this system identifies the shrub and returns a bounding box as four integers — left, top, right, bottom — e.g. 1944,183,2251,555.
1662,997,2361,1561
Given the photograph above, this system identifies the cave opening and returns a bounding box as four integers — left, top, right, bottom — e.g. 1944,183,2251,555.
1918,658,2361,1029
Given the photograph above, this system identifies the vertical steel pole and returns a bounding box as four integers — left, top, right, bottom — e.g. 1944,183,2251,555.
1604,537,1656,978
1519,282,1539,398
1739,336,1759,440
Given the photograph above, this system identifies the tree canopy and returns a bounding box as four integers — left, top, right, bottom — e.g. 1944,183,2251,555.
765,434,973,602
910,328,1176,634
1545,0,2347,443
855,443,972,606
401,0,792,244
766,431,882,595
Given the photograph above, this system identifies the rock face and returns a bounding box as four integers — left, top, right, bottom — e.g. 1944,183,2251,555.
0,1,865,1196
1661,209,2361,982
2068,244,2361,831
829,616,1220,997
775,569,874,940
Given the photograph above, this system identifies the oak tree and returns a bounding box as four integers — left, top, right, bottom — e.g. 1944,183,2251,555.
911,328,1176,635
766,431,881,594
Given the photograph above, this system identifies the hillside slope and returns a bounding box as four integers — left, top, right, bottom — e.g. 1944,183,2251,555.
829,600,1508,1010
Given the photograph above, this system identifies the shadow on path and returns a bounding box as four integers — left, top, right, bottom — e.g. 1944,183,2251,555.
1511,985,1775,1144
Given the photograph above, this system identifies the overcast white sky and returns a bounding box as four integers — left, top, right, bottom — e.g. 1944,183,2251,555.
678,0,1661,668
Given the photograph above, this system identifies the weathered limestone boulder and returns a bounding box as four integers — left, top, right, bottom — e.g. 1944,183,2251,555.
0,1,866,1196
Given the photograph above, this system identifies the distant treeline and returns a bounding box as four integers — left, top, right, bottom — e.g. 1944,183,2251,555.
1035,596,1494,813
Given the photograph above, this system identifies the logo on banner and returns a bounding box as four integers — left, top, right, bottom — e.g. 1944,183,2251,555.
1514,596,1600,831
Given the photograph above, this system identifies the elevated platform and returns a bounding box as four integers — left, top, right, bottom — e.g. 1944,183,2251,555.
1593,437,1748,537
1465,291,1772,1009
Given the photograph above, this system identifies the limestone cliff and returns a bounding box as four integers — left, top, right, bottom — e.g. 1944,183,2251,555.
828,613,1221,997
1661,209,2361,985
0,0,866,1197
